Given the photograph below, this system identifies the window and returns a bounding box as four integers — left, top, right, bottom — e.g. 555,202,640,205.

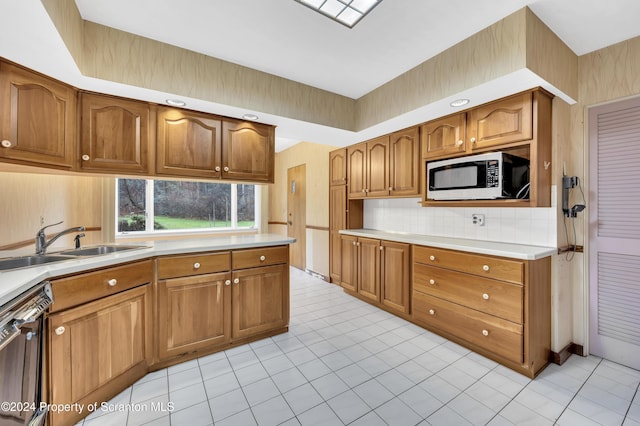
116,178,258,234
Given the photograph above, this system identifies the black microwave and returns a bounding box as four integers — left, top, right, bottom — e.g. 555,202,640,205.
426,152,530,200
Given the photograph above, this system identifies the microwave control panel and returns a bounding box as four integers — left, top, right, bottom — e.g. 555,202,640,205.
486,160,499,188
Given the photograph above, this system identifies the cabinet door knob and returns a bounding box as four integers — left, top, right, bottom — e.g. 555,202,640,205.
362,189,366,193
429,279,435,285
482,293,490,300
428,309,435,316
356,242,360,246
224,166,230,172
470,137,477,143
225,279,231,286
82,154,90,161
379,246,383,251
108,279,117,287
215,166,221,172
482,265,490,272
353,241,356,246
429,255,436,261
55,326,66,335
388,187,393,191
1,140,12,148
260,255,266,262
482,329,489,336
233,278,240,284
456,139,463,146
194,262,201,269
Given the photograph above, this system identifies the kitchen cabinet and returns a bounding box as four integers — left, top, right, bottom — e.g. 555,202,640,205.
329,148,347,186
47,261,153,426
156,252,232,360
222,120,274,183
422,88,552,207
389,127,421,196
347,142,366,198
330,184,347,283
411,245,550,378
0,60,75,169
79,92,153,174
340,235,411,315
421,113,466,159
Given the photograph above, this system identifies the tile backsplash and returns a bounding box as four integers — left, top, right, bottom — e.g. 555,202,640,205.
362,187,557,247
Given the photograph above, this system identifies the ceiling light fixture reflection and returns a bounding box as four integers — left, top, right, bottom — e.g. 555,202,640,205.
166,99,186,107
243,113,259,121
450,99,470,107
294,0,383,28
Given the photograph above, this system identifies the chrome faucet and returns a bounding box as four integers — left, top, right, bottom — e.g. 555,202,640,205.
35,221,86,255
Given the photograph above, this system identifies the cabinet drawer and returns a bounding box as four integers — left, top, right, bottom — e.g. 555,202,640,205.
50,260,153,312
232,246,288,269
413,263,523,323
157,252,230,279
413,291,523,364
413,245,523,284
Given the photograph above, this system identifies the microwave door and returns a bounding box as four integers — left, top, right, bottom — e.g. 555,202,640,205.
431,164,481,190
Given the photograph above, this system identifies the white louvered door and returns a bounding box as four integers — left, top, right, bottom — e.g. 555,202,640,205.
589,97,640,370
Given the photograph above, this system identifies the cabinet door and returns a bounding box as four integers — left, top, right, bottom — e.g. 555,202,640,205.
381,241,410,314
156,107,222,178
389,127,420,196
158,272,231,360
329,148,347,186
366,136,390,197
48,285,151,426
421,113,466,159
79,93,151,174
232,264,288,340
340,234,358,292
222,121,274,182
358,238,380,302
330,231,342,284
347,142,366,199
330,185,346,231
0,62,75,168
467,92,532,150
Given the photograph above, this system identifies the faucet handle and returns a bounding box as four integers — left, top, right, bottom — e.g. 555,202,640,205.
37,220,64,235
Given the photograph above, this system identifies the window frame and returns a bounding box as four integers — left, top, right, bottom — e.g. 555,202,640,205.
114,178,260,237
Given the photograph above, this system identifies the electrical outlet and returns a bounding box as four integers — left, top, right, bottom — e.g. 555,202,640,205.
40,216,45,226
472,214,485,226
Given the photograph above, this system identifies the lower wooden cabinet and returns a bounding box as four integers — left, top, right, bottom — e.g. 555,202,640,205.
48,284,152,426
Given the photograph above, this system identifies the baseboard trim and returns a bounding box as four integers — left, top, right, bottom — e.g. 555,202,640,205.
550,342,585,365
305,269,330,282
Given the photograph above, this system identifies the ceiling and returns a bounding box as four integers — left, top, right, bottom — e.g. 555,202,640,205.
1,0,640,151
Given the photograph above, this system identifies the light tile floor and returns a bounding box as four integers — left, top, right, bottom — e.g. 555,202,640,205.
78,267,640,426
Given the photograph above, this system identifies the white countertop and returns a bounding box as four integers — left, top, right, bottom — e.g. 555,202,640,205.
0,234,295,307
339,229,556,260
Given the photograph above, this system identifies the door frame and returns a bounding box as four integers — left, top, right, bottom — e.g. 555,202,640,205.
287,164,306,270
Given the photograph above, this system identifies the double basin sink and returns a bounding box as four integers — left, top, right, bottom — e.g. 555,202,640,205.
0,245,147,271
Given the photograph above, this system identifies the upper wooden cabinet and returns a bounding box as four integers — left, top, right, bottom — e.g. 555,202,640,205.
467,91,533,151
347,142,367,198
156,107,222,179
79,92,153,174
0,61,75,169
389,127,420,196
156,112,274,183
222,120,274,183
329,148,347,186
366,136,390,197
421,113,466,159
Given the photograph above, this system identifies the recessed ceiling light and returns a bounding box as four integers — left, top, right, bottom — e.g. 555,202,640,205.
450,99,470,107
166,99,186,107
243,113,259,121
294,0,382,28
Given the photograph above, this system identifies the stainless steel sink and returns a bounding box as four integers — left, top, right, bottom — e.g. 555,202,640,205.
58,245,147,257
0,255,76,271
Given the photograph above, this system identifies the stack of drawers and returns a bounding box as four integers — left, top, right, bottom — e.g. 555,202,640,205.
411,245,550,377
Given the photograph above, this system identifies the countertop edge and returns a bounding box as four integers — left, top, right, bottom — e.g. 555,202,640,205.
338,229,556,260
0,234,295,307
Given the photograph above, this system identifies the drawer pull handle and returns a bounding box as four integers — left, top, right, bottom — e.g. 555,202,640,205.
482,265,490,272
260,255,266,262
482,293,489,300
429,255,436,261
108,279,117,287
82,154,90,161
233,278,240,284
194,262,201,269
215,166,221,172
429,309,435,316
225,279,231,286
482,329,489,337
429,279,435,285
1,139,12,148
55,326,65,335
224,166,230,172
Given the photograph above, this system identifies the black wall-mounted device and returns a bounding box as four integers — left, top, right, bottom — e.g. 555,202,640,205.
562,176,585,218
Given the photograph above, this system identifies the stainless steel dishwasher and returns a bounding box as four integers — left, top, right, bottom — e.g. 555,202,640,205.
0,282,53,426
